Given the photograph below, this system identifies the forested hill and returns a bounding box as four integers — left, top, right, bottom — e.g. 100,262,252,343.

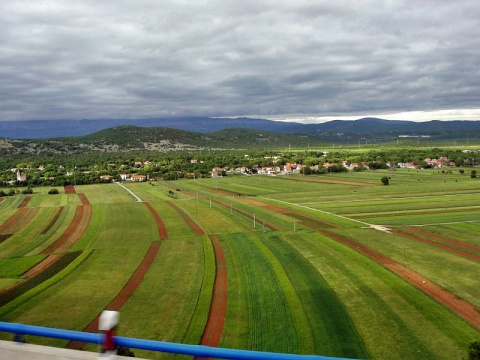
1,117,480,139
0,126,317,157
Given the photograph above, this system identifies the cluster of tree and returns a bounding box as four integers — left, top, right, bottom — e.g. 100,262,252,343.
1,148,478,188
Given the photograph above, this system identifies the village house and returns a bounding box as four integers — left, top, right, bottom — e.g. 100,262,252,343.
119,173,128,181
211,167,226,177
130,174,147,182
16,170,27,182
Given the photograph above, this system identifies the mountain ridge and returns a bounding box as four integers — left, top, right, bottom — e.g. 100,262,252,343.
1,116,480,140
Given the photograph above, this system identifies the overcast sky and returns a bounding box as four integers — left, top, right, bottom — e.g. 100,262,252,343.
1,0,479,123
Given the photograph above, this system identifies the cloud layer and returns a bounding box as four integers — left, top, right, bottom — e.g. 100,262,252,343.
1,1,479,121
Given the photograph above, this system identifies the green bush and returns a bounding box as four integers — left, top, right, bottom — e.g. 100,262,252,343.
48,188,59,195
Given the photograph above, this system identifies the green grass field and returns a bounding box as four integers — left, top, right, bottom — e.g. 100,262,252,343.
0,169,479,359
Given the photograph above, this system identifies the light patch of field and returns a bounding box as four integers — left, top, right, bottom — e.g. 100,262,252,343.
75,184,136,204
0,207,60,257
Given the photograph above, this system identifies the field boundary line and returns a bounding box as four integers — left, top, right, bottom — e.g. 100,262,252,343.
264,197,378,229
115,182,143,202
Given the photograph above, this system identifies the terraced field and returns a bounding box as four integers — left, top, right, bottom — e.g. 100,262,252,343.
0,168,479,360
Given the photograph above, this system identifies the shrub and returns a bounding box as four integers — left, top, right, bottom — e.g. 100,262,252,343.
48,188,59,195
381,176,389,185
468,340,480,360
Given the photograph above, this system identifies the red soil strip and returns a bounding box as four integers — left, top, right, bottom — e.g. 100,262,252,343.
390,229,480,262
166,201,206,235
64,185,76,194
0,202,92,303
41,205,87,254
196,235,228,359
401,226,480,253
353,206,480,219
281,176,378,187
241,198,290,214
67,241,162,350
208,188,239,197
143,202,168,240
250,200,480,329
41,206,65,234
23,254,63,278
18,196,32,208
0,208,39,235
319,229,480,330
77,193,90,205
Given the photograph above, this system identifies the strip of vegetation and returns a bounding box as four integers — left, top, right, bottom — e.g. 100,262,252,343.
0,250,92,316
0,255,47,278
262,233,369,359
180,236,216,348
223,232,298,353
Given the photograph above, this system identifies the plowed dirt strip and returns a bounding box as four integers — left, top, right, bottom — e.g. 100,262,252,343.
281,176,379,187
166,201,205,235
390,229,480,262
41,206,65,234
64,185,76,194
41,205,85,255
67,241,162,350
197,235,228,354
77,193,90,205
320,229,480,330
402,226,480,252
18,196,32,208
0,208,39,235
143,202,168,240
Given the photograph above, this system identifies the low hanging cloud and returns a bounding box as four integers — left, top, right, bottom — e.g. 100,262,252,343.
0,0,479,122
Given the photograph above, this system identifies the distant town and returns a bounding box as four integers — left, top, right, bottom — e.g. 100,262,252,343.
2,147,478,190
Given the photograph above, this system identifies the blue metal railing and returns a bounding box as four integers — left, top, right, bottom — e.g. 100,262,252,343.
0,322,355,360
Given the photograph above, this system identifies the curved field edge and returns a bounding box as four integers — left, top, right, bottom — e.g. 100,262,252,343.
0,250,93,319
0,255,47,279
220,232,299,354
261,233,369,359
110,237,208,360
198,235,227,349
181,236,215,347
287,232,478,359
67,241,162,350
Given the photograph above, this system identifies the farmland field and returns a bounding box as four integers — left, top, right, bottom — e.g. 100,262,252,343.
0,169,479,359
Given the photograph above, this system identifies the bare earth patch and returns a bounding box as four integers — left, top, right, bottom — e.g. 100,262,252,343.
64,185,76,194
197,235,228,356
167,201,206,235
143,202,168,240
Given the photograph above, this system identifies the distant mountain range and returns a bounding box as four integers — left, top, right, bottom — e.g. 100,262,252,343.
1,117,480,140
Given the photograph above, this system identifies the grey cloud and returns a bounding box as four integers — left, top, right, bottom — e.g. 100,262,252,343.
0,0,479,121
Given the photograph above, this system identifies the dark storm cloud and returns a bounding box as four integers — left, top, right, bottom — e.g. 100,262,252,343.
0,0,479,121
